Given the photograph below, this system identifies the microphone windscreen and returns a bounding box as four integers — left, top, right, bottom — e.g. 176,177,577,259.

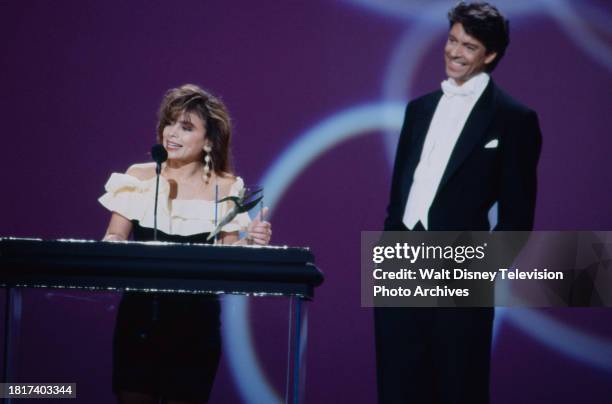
151,144,168,163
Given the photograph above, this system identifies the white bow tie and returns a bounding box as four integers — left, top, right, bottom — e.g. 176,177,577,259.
441,79,476,97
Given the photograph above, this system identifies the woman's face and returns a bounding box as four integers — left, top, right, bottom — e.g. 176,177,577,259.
162,111,207,163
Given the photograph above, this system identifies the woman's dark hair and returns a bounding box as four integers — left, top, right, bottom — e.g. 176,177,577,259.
157,84,233,175
448,2,510,72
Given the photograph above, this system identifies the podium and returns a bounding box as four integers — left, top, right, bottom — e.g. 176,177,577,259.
0,237,323,403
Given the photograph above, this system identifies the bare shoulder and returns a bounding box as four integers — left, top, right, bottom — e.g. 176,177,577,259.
216,173,244,196
217,173,239,187
126,163,156,181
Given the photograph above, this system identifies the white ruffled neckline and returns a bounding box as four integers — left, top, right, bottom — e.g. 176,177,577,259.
98,172,251,236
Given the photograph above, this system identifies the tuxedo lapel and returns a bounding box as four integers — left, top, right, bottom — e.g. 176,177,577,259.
398,91,442,210
436,80,496,194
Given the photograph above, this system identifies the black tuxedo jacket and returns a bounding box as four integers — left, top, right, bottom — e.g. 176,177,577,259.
384,80,542,231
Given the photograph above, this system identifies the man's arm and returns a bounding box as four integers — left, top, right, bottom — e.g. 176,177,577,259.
384,102,414,231
495,109,543,230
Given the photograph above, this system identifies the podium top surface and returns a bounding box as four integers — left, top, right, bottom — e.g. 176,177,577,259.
0,237,324,299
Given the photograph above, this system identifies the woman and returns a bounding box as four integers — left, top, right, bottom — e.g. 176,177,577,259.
99,84,271,404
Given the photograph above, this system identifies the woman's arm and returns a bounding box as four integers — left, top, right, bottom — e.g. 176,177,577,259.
103,212,133,241
102,164,154,241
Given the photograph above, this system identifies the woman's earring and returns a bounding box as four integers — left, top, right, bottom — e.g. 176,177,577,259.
203,144,213,185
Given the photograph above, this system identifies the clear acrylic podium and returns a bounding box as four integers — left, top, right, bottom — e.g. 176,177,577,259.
0,238,323,404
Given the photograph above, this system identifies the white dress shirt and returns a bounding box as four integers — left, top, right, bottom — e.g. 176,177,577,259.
402,72,490,230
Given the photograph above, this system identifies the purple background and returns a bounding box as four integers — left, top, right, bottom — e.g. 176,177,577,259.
1,1,611,403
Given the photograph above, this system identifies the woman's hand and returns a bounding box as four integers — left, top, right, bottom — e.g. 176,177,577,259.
246,207,272,245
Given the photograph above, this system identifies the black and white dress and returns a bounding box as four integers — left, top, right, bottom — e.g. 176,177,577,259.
99,173,250,402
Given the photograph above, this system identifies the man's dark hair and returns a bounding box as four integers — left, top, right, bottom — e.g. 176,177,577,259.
448,2,510,72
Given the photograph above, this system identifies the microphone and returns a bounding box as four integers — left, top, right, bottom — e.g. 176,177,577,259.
151,144,168,174
150,144,167,241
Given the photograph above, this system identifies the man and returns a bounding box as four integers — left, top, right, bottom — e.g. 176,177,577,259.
375,2,542,403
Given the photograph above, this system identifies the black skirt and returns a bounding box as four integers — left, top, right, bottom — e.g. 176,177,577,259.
112,223,221,402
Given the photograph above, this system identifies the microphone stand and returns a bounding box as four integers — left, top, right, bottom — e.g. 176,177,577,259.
150,144,167,323
214,183,219,244
151,161,162,322
151,143,167,242
153,161,162,241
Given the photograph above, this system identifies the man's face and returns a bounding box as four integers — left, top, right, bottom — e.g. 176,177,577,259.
444,23,497,85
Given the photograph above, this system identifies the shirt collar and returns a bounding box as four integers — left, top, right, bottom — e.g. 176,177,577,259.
441,72,490,98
